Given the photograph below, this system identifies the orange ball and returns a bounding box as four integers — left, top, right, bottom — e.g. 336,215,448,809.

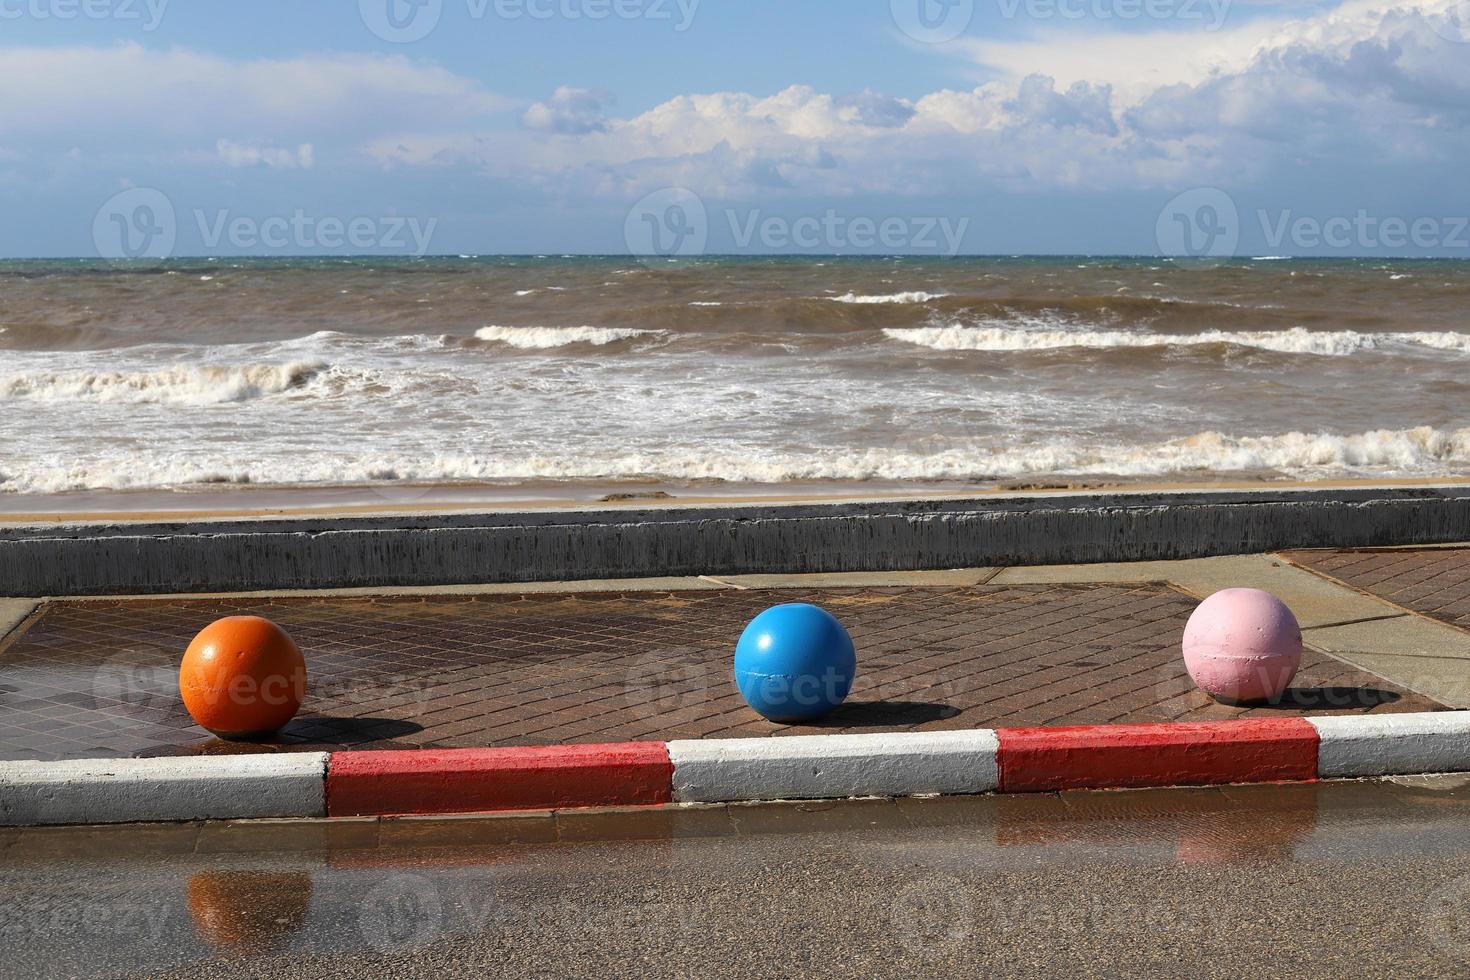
179,616,307,739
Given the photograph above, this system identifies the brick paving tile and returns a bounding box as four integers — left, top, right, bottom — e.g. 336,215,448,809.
1282,546,1470,632
0,583,1448,761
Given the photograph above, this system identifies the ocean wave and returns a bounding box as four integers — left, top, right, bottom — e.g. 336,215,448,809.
883,324,1470,356
473,325,658,349
6,426,1468,494
830,291,949,304
0,361,327,405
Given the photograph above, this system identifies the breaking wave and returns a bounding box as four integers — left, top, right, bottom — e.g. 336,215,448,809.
473,325,658,349
830,291,949,304
5,425,1468,494
883,324,1470,356
0,361,327,406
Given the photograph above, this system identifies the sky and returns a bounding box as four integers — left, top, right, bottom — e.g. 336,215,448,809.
1,0,1469,257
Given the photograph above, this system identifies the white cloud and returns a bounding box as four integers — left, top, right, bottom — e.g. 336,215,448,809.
216,140,315,170
523,87,615,134
4,1,1469,208
0,43,514,156
350,1,1466,201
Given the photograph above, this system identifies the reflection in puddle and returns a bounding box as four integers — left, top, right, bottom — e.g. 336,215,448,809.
187,871,314,952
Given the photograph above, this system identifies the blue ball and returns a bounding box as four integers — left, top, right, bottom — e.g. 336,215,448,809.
734,603,856,722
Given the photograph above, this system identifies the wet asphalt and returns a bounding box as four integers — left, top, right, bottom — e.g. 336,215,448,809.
3,777,1470,979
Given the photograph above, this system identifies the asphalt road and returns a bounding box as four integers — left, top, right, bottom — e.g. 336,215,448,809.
4,777,1470,978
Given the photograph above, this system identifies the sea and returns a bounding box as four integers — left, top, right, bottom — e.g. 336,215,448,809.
2,255,1468,504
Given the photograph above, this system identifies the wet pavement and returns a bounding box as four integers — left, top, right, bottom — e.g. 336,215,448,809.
4,776,1470,978
1285,546,1470,632
0,583,1443,761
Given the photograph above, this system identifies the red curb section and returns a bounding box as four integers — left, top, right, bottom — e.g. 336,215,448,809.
326,742,674,817
996,719,1320,793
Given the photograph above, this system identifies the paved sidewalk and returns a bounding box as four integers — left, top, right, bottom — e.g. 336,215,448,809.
1283,546,1470,632
0,577,1443,761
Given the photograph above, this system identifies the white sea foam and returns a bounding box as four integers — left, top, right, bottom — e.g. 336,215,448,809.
830,291,950,304
5,426,1468,495
473,325,657,349
689,301,724,307
883,324,1470,356
0,361,328,405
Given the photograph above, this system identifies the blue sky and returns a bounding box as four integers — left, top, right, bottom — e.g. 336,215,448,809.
2,0,1469,256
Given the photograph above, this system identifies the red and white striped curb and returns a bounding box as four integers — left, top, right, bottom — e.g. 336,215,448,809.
4,712,1470,826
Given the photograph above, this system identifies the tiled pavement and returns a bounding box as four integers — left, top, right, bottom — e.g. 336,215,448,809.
1283,547,1470,633
0,582,1442,761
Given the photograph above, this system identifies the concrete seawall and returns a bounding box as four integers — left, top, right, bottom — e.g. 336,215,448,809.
2,485,1468,597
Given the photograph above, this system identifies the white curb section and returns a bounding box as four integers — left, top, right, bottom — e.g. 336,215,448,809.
1309,713,1470,779
668,730,1000,804
0,754,329,826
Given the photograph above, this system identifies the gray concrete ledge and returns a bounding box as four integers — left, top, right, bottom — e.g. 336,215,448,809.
2,485,1468,597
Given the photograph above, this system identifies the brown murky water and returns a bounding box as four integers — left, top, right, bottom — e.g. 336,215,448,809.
3,256,1468,498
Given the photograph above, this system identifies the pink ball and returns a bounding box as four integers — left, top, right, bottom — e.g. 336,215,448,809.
1182,588,1303,704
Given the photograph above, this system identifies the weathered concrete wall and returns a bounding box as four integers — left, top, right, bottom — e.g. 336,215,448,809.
1,486,1467,597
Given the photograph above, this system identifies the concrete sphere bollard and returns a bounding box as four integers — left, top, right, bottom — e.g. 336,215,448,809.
734,603,856,722
1183,588,1303,704
179,616,307,739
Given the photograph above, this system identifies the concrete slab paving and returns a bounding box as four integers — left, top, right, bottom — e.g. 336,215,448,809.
993,554,1402,624
0,599,38,645
705,568,999,589
0,578,1443,761
996,552,1470,708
